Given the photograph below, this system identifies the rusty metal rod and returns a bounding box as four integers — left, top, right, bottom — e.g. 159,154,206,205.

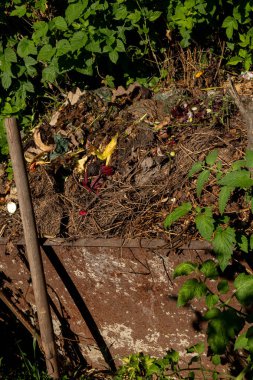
5,118,59,379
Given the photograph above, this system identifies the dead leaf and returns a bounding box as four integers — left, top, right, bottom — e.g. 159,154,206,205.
33,128,56,152
76,155,88,173
153,116,171,131
49,111,60,126
67,87,86,105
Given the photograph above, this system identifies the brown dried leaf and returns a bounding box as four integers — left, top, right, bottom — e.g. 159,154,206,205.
33,128,55,152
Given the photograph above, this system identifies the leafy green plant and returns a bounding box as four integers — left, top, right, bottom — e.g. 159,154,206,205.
167,0,253,70
113,346,223,380
164,149,253,378
0,0,167,156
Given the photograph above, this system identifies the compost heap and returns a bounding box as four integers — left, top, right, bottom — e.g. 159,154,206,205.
0,81,247,244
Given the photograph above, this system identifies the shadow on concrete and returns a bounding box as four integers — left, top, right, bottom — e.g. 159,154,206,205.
42,245,116,372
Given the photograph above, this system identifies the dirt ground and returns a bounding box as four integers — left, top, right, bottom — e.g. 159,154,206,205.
0,80,248,244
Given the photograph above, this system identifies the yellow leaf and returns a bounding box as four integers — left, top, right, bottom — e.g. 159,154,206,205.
92,133,118,165
195,71,204,78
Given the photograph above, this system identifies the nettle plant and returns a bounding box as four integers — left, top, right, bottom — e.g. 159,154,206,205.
167,0,253,69
164,149,253,378
0,0,165,156
114,346,219,379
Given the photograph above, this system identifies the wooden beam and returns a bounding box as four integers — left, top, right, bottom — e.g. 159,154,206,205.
0,237,212,250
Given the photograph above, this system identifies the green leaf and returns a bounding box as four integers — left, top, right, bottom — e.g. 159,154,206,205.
86,39,101,53
114,5,128,20
206,294,219,309
200,260,218,279
148,10,162,22
42,66,57,83
32,21,48,43
227,56,243,65
234,273,253,306
1,72,12,90
17,38,37,58
227,42,235,51
219,170,253,188
206,309,244,354
187,342,205,355
246,327,253,354
231,160,246,170
116,39,125,52
237,234,248,253
188,161,203,177
195,207,214,241
177,279,207,307
76,57,94,76
38,44,55,63
196,169,210,197
164,349,179,364
10,4,26,17
222,16,238,39
234,333,248,350
173,262,198,278
164,202,192,229
24,56,37,77
65,1,88,24
212,227,236,271
24,56,37,66
127,10,141,24
70,31,88,51
245,150,253,168
21,80,34,93
218,186,234,214
4,48,17,63
109,50,119,63
53,16,68,31
250,235,253,250
56,39,71,57
212,355,221,365
217,279,229,294
205,150,218,166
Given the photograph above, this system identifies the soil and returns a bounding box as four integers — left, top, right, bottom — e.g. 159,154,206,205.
0,80,248,244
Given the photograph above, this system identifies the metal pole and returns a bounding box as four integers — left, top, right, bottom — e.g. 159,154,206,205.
5,117,59,379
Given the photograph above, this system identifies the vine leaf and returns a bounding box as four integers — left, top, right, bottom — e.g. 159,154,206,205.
206,294,219,309
205,308,244,354
188,161,203,178
245,150,253,168
187,342,205,354
234,273,253,306
205,149,218,166
195,207,214,241
212,355,221,366
218,186,234,214
237,234,248,253
164,202,192,229
212,227,236,271
200,260,218,279
177,279,207,307
217,280,229,294
219,170,253,188
250,235,253,250
173,262,198,278
234,333,248,350
196,169,210,197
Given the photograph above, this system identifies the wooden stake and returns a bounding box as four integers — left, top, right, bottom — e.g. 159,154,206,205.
5,118,59,379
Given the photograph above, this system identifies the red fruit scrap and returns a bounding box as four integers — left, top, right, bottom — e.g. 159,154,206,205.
79,210,88,216
100,165,114,176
